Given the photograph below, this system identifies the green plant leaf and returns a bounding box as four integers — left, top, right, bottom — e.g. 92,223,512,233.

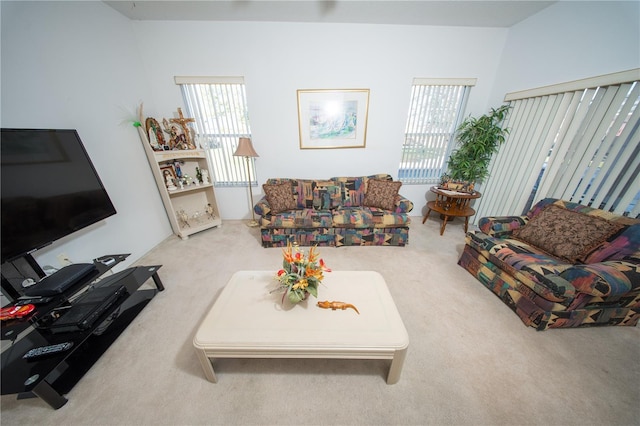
446,104,511,183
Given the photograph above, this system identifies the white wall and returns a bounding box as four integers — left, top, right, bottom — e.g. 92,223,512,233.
2,1,637,273
0,1,170,270
131,20,508,218
489,1,640,104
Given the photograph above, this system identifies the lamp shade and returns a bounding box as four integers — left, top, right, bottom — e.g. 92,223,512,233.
233,137,259,157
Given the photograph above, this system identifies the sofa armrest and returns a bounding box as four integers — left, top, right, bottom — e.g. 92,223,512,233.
478,215,529,238
395,195,413,213
254,196,271,216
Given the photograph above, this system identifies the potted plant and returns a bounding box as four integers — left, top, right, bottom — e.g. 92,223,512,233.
444,104,510,192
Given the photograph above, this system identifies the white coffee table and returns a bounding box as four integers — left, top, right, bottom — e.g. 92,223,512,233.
193,270,409,384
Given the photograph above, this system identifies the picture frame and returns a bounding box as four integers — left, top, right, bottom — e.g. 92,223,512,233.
145,117,166,151
162,118,193,150
160,163,177,181
297,89,370,149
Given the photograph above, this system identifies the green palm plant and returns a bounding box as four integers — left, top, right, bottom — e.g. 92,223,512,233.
446,104,510,184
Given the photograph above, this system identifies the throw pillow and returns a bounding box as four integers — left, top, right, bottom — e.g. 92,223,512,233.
263,182,297,214
512,204,624,263
363,179,402,211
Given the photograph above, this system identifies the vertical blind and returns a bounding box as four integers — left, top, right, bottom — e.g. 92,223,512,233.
474,69,640,220
398,78,475,184
175,76,255,187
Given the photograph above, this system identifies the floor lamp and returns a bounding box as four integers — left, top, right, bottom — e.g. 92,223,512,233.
233,137,260,227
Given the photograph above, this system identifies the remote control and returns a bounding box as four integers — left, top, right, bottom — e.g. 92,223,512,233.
22,342,74,360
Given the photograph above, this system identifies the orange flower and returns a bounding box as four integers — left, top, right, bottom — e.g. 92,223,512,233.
306,268,324,281
307,246,319,263
319,258,331,272
282,242,295,263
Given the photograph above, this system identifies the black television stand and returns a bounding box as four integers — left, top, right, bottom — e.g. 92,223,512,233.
1,253,47,300
0,254,164,409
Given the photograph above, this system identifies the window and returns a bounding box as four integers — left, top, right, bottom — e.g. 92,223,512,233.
398,78,476,184
475,69,639,220
175,76,255,187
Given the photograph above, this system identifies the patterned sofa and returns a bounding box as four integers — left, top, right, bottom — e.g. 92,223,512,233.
458,198,640,330
253,174,413,247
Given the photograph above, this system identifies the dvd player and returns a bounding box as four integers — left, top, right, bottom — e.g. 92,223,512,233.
48,285,127,333
24,263,97,297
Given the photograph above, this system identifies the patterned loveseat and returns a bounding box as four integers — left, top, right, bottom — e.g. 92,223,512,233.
458,198,640,330
254,174,413,247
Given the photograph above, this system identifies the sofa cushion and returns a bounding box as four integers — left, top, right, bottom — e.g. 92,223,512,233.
513,205,623,263
332,206,411,229
310,181,344,210
363,179,402,211
263,182,297,213
331,207,374,228
331,176,367,207
259,208,333,228
331,174,393,207
368,207,411,227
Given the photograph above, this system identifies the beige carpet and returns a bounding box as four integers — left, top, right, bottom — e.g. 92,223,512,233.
1,218,639,425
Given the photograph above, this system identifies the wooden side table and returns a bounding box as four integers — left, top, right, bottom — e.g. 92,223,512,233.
422,186,481,235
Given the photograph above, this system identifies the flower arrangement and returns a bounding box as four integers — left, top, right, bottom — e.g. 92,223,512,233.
275,243,331,304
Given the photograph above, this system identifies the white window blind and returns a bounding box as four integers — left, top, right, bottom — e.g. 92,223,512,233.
475,69,640,220
175,76,255,187
399,78,475,184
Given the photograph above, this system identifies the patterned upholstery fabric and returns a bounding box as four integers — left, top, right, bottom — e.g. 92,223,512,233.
478,215,529,238
362,179,402,210
258,209,333,228
512,205,623,263
459,198,640,330
262,182,297,213
584,224,640,264
254,174,413,247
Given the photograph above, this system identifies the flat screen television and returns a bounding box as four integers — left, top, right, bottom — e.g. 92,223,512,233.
1,129,117,264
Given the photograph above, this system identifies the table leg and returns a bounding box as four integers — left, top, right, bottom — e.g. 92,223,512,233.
464,216,470,233
387,348,407,384
195,349,218,383
422,208,432,224
440,215,449,235
32,380,68,409
151,272,165,291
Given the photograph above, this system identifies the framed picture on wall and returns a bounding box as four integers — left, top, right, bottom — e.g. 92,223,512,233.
297,89,370,149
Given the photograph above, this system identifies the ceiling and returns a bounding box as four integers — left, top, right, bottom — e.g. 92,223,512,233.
104,1,556,28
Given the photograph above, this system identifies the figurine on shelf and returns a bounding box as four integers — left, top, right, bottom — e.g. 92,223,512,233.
201,169,210,184
174,161,183,178
164,170,177,191
177,209,190,228
196,166,203,183
169,108,197,150
206,203,215,219
192,211,202,224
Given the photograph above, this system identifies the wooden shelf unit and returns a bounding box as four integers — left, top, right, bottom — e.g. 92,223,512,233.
137,127,221,240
